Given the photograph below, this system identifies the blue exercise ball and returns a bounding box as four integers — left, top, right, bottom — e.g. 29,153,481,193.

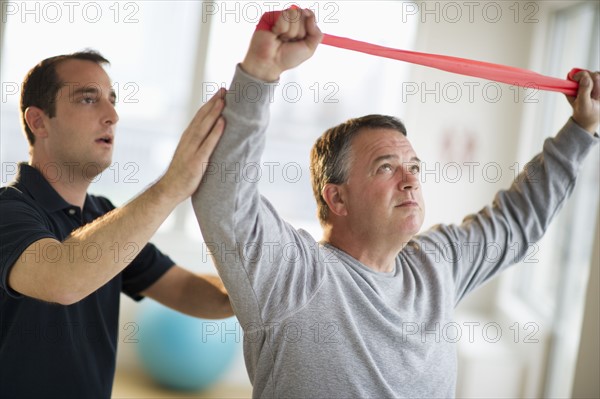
136,300,240,391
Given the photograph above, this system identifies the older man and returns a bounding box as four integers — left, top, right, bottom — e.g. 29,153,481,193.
193,8,599,398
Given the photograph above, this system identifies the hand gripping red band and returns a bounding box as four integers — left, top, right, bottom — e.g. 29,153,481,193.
256,10,579,97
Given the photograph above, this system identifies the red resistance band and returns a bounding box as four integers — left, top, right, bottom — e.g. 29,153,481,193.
256,10,580,97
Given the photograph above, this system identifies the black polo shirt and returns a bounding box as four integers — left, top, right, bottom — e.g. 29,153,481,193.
0,163,175,399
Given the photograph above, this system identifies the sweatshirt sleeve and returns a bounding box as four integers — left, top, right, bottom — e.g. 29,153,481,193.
414,119,598,304
191,65,323,326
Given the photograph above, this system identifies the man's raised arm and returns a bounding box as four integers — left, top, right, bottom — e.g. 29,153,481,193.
192,9,322,322
418,70,599,302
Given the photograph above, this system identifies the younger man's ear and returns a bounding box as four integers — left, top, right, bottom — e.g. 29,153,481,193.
24,107,50,139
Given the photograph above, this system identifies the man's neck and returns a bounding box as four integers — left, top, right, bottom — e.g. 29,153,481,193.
323,224,409,273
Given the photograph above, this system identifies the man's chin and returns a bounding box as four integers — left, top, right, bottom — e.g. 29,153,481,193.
397,218,424,239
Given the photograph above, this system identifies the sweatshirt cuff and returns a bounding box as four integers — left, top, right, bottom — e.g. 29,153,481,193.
552,118,599,159
544,118,599,180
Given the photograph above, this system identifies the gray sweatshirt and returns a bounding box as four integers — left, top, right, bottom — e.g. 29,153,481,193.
192,65,597,398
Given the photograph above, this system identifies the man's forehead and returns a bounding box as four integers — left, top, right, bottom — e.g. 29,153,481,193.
55,59,112,89
353,128,415,154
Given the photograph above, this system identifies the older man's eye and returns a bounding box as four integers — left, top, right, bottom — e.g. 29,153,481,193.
378,164,394,173
408,164,421,174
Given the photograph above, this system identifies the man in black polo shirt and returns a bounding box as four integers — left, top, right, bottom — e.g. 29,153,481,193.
0,51,232,398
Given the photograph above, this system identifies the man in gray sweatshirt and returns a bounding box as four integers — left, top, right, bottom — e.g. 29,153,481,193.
193,8,599,398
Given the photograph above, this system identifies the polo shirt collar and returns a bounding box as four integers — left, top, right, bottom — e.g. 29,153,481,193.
14,162,80,213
